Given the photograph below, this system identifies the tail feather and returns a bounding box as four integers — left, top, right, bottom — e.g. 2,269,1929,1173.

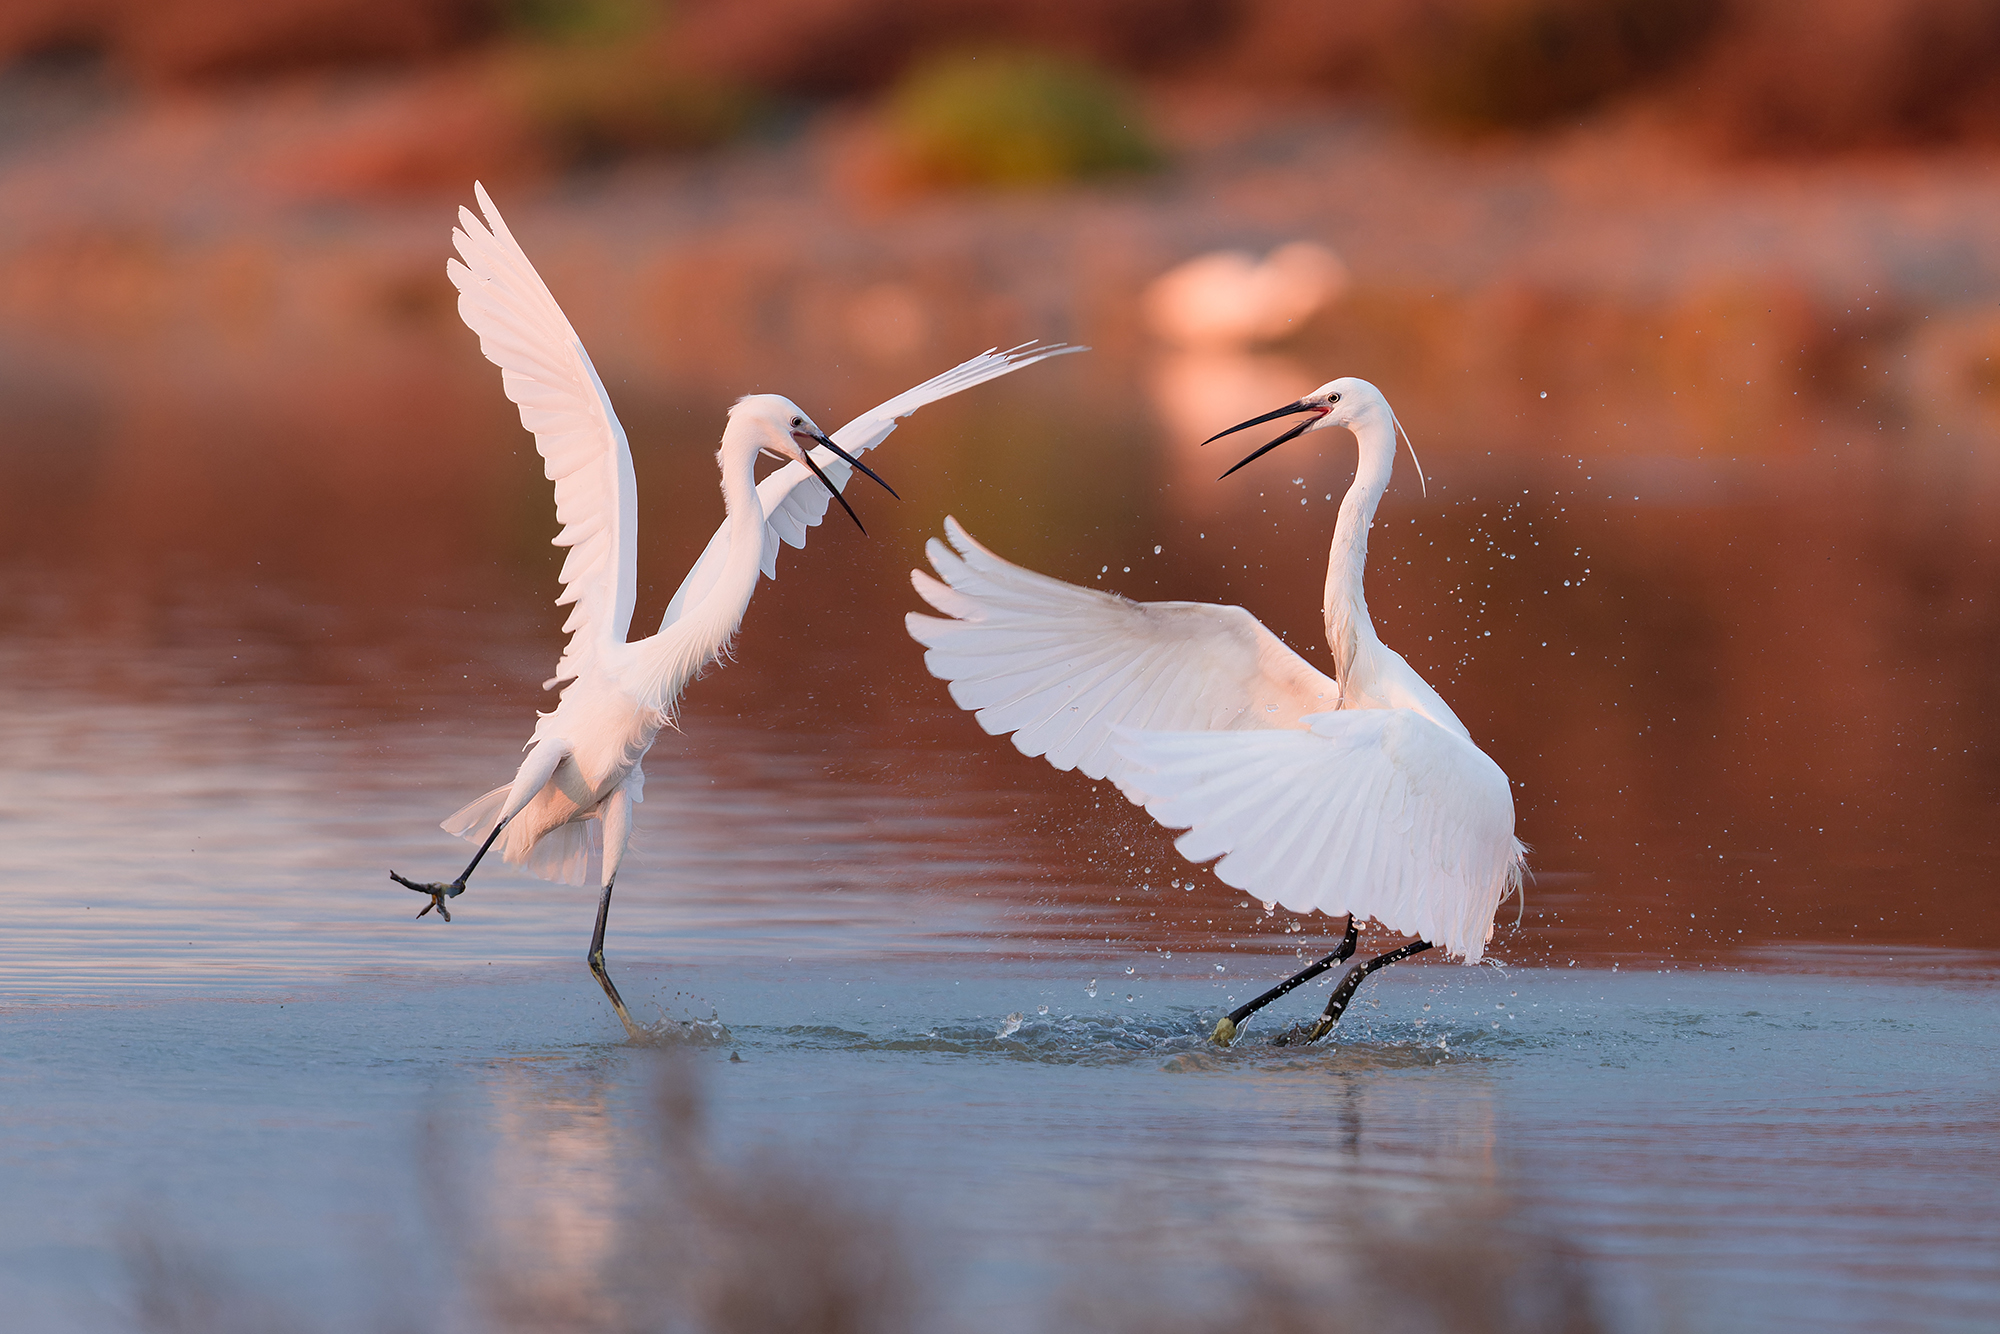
442,785,598,887
443,785,510,841
521,817,597,887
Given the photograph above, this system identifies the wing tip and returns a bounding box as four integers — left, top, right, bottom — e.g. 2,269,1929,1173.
941,514,979,556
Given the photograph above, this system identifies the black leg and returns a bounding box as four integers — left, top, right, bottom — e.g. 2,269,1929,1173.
1273,938,1433,1046
588,877,643,1041
390,818,509,921
1211,917,1359,1045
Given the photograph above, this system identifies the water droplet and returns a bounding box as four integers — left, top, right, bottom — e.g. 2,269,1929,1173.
996,1012,1023,1039
1037,1004,1049,1015
1125,966,1135,975
1215,965,1226,973
1422,1003,1431,1011
1539,390,1548,399
1086,980,1098,998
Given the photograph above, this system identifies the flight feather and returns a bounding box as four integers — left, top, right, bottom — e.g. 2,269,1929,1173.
906,518,1340,795
448,181,638,690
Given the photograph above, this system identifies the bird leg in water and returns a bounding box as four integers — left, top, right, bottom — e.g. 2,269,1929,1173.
388,818,509,922
1210,917,1360,1046
588,877,644,1042
1272,938,1434,1046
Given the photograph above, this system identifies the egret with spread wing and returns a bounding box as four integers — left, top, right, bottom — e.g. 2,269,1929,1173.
906,378,1523,1045
391,182,1080,1039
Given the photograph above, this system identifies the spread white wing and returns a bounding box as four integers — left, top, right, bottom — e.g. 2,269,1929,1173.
448,182,636,690
660,343,1084,630
1113,714,1524,961
906,518,1523,960
905,518,1340,793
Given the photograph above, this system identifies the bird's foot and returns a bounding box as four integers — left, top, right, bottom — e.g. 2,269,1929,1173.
1269,1017,1335,1047
1210,1015,1238,1046
390,871,465,922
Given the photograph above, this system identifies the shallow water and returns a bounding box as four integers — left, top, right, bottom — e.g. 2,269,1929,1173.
2,340,1996,1330
7,958,1997,1333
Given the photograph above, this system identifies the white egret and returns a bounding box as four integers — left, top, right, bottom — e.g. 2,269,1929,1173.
391,182,1079,1038
906,378,1524,1045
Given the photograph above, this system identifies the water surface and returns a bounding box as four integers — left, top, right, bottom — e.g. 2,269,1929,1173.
2,343,1995,1331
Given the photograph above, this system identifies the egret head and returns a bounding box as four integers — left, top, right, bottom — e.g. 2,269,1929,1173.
1200,376,1425,494
727,393,898,533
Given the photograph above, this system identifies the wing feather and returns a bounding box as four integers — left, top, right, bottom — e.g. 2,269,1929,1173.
1116,711,1523,960
906,519,1341,790
450,182,636,689
907,518,1524,956
659,342,1085,630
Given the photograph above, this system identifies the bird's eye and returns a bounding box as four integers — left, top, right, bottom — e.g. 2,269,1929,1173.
1329,393,1341,403
790,416,802,427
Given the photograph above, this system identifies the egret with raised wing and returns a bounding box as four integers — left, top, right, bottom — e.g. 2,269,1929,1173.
906,378,1523,1045
390,182,1079,1039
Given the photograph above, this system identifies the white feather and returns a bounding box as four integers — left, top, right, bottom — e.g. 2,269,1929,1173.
448,183,637,692
907,517,1339,800
1114,712,1522,960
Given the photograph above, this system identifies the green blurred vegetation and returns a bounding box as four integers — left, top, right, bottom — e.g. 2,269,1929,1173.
884,49,1160,189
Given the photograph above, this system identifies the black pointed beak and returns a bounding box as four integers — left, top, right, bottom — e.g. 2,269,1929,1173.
793,429,898,536
804,430,899,499
1200,400,1325,480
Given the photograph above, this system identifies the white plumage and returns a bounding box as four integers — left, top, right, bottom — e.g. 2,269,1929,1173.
396,181,1079,1035
907,377,1523,964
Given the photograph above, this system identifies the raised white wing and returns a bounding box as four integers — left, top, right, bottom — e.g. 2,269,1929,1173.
905,518,1339,792
660,342,1084,630
448,182,637,689
1114,713,1524,961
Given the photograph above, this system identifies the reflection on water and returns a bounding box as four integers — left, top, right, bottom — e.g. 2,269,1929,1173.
473,1059,627,1322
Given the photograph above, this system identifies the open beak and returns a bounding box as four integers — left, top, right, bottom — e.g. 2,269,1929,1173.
1200,400,1326,479
793,429,899,535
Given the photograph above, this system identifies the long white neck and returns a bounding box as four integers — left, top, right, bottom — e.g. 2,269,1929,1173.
1322,413,1398,686
630,422,768,714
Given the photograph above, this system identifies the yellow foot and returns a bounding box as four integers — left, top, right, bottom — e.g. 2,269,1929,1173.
1211,1016,1238,1046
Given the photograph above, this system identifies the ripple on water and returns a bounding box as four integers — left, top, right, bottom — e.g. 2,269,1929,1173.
757,1008,1213,1064
745,1005,1488,1071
